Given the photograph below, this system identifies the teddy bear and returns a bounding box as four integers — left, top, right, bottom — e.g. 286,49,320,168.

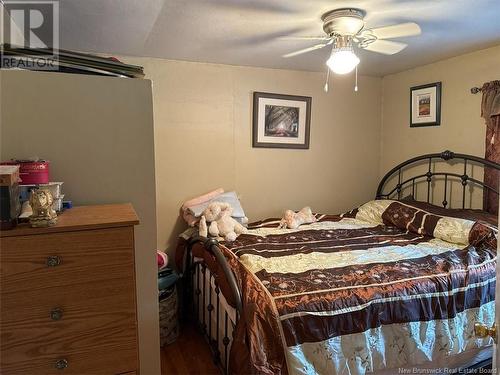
278,206,317,229
198,202,247,242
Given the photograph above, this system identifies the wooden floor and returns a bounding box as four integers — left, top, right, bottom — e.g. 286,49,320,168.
161,324,220,374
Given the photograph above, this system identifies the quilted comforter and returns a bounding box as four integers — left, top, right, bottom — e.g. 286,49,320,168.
216,200,498,374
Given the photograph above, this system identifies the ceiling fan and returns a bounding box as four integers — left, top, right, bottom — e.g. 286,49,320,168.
282,8,421,91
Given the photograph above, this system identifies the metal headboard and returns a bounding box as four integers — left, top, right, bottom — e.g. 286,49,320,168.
376,150,500,209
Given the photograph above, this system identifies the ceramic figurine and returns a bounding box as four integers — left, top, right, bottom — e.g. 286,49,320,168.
29,188,57,227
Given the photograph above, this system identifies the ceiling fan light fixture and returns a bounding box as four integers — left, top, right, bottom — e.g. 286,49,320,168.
326,46,360,74
281,8,421,82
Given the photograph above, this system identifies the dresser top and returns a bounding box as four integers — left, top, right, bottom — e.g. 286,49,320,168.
1,204,139,237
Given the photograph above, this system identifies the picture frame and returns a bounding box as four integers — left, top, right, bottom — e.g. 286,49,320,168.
410,82,442,127
252,92,312,149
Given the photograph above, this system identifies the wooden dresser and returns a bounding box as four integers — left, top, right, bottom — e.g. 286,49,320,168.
0,204,140,375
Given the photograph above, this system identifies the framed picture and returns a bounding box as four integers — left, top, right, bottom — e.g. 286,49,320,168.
410,82,441,127
252,92,311,149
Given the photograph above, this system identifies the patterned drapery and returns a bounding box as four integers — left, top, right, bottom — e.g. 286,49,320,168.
481,80,500,214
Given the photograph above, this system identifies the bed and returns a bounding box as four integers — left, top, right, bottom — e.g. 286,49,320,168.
177,150,499,375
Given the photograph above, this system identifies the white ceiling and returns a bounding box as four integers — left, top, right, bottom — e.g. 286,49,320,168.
58,0,500,76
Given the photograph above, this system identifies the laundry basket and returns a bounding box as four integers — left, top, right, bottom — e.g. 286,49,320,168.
158,268,180,346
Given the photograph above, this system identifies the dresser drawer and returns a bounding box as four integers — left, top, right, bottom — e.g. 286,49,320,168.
0,227,135,292
1,277,138,375
1,348,137,375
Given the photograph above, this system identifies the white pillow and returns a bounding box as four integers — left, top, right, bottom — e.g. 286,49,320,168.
188,191,246,218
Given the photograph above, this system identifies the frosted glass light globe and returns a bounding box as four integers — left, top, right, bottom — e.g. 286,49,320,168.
326,50,360,74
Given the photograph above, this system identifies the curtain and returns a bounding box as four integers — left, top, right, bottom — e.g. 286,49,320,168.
481,80,500,214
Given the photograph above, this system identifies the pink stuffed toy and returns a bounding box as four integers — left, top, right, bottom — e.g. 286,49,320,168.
278,207,317,229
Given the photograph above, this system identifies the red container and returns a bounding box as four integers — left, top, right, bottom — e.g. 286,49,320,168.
0,160,50,184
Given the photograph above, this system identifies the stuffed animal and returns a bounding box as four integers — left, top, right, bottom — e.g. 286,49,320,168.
278,207,317,229
199,202,247,242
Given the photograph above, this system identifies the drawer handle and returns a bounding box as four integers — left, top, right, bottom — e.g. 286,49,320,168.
46,256,61,267
55,359,68,370
50,308,63,321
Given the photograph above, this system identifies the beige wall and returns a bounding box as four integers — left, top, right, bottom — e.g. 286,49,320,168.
120,57,382,254
380,45,500,175
0,70,160,375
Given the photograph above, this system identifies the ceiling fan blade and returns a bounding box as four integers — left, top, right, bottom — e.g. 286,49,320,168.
283,42,330,58
279,36,328,41
362,40,408,55
369,22,421,39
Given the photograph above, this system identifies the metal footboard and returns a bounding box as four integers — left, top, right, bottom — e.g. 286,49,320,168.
183,236,242,374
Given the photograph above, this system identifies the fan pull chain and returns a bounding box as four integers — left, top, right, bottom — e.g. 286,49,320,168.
354,66,358,92
324,68,330,93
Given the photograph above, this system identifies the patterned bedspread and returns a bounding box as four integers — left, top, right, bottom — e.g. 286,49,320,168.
219,200,497,375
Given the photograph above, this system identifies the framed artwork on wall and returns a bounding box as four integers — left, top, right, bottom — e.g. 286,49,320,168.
410,82,442,127
252,92,311,149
